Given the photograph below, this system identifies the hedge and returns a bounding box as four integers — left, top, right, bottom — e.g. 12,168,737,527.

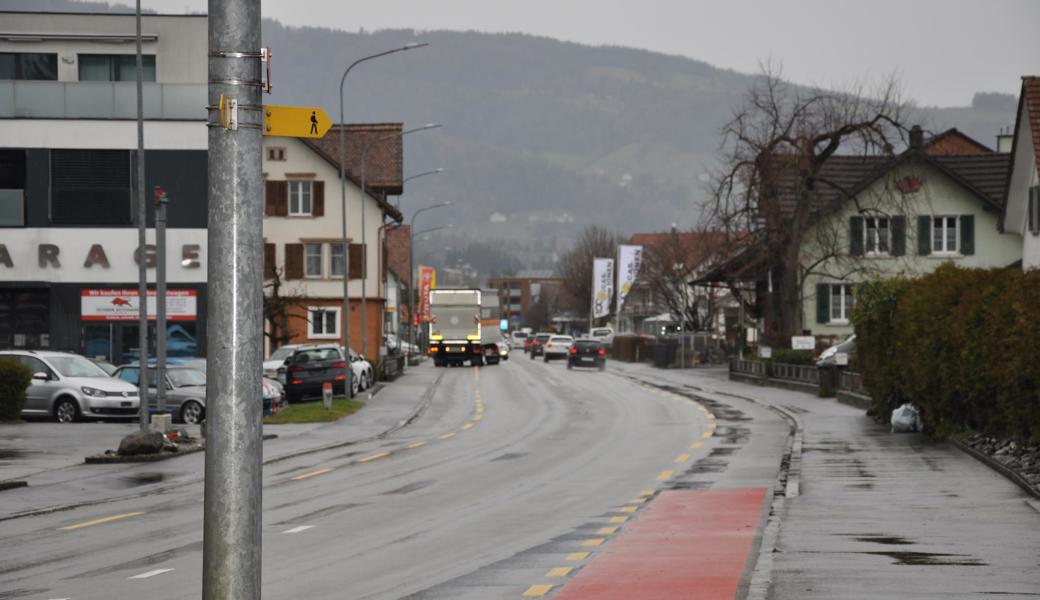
853,264,1040,440
0,358,32,421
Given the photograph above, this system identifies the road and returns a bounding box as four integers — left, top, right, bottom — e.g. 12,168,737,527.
0,357,783,599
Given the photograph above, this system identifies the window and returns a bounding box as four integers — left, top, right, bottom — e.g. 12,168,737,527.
78,54,155,82
289,180,312,216
864,217,890,255
303,243,322,277
50,149,132,225
932,216,958,254
267,147,286,161
308,307,339,339
0,149,26,227
830,284,854,322
0,53,58,80
329,243,345,278
1028,186,1039,236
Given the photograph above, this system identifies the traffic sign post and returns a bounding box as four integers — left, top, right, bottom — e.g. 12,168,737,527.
263,105,332,138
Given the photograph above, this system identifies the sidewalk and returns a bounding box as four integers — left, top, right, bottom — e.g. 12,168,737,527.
609,361,1040,598
0,363,442,521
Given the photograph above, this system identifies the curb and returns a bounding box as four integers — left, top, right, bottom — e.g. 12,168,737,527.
950,437,1040,501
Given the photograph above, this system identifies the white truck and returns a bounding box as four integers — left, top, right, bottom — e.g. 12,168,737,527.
428,289,483,367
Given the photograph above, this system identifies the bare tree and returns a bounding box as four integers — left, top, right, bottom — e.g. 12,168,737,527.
556,225,621,321
640,230,727,331
708,65,909,341
263,267,309,350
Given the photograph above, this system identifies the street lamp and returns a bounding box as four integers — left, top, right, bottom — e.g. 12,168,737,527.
408,201,451,357
337,42,427,396
359,123,441,358
403,168,445,185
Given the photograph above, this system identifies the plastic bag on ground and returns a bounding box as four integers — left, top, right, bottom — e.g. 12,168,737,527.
891,403,921,433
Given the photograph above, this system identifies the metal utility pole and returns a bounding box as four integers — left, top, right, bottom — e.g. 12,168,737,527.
134,0,149,432
407,202,450,358
155,186,167,413
203,1,264,598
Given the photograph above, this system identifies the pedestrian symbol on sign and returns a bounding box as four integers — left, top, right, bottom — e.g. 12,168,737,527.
309,111,318,135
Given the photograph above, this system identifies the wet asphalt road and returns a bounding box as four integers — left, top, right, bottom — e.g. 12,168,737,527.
0,357,739,600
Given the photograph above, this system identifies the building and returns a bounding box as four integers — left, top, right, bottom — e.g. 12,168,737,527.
261,124,404,361
0,11,208,361
1000,76,1040,269
488,269,565,328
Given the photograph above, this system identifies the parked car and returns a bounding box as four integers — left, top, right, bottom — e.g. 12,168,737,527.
497,341,510,361
589,327,614,343
127,358,286,418
277,344,354,402
346,348,374,390
509,331,529,350
263,345,298,379
529,333,552,358
86,356,118,376
0,350,140,423
543,335,575,362
113,365,208,425
568,339,606,371
816,335,855,367
482,342,502,365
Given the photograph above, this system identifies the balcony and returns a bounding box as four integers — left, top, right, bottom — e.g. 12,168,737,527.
0,81,206,120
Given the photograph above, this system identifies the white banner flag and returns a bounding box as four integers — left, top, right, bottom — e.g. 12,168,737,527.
591,258,614,319
616,245,643,313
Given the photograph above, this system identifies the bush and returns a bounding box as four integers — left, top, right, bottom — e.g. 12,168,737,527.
853,264,1040,440
0,359,31,421
765,349,815,365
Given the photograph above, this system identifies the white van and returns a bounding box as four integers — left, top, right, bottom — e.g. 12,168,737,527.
589,327,614,342
509,331,529,350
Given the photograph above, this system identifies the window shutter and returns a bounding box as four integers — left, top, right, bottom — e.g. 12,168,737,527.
849,217,864,256
264,181,278,216
275,181,289,217
917,216,931,256
891,216,906,256
816,283,830,324
960,214,974,255
264,243,276,279
284,243,303,279
1029,186,1039,235
348,243,364,279
312,181,325,217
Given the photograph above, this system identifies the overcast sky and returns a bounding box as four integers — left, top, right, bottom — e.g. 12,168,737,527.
123,0,1038,106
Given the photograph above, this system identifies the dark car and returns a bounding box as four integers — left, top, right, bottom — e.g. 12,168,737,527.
567,339,606,371
114,364,207,424
277,344,350,403
482,342,501,365
529,333,552,359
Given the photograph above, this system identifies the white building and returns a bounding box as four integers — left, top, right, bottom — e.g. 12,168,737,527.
1000,76,1040,269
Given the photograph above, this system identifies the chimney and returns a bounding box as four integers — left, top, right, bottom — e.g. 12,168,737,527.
909,125,924,151
996,126,1014,153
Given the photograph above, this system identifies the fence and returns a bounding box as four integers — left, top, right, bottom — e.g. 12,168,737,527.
730,358,767,378
770,362,820,385
380,355,406,382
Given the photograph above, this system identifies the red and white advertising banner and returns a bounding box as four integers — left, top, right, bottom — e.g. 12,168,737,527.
419,267,436,323
81,289,197,321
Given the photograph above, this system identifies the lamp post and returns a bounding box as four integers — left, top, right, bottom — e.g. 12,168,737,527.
359,123,441,358
408,201,451,358
337,42,427,397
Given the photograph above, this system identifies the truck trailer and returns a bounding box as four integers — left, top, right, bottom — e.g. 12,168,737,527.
428,289,483,367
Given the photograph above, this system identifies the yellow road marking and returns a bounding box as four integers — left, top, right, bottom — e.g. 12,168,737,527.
640,489,655,496
356,452,390,463
690,441,703,449
675,453,690,463
697,405,708,413
706,413,716,419
628,497,647,504
608,516,629,524
438,432,457,440
59,511,145,531
406,441,428,449
581,538,605,547
473,414,482,420
546,566,573,577
523,584,552,597
702,431,713,438
566,552,591,561
619,506,638,513
291,467,334,481
657,469,674,481
462,422,475,430
596,526,618,535
708,422,718,430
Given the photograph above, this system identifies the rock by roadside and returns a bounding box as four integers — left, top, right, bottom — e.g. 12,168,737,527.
963,434,1040,495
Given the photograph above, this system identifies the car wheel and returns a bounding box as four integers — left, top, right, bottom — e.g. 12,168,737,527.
351,376,360,398
54,397,79,424
567,362,573,370
598,363,606,371
180,400,205,425
543,355,549,363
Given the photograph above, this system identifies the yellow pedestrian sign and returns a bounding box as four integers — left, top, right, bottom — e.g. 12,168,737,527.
263,105,332,138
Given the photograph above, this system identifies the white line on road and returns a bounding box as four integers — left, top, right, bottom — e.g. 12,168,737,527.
128,568,175,580
282,525,315,534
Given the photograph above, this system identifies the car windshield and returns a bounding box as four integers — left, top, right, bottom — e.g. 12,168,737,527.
535,335,551,342
513,332,528,339
550,337,572,343
167,368,206,387
270,347,295,362
48,356,110,378
576,341,600,349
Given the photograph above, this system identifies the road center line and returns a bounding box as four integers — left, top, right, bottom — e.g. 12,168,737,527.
523,584,552,597
547,566,573,577
657,469,675,481
356,452,390,463
690,441,704,449
438,432,457,440
406,441,428,449
566,552,591,561
291,467,334,481
619,506,638,513
462,422,475,430
675,453,691,463
608,516,628,524
702,431,713,438
596,526,618,535
581,538,605,547
59,511,145,531
128,568,175,580
282,525,315,534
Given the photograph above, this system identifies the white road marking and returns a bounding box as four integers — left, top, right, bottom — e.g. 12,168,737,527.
128,568,175,580
282,525,315,534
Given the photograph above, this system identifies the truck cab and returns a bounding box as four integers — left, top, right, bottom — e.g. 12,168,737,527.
428,289,483,367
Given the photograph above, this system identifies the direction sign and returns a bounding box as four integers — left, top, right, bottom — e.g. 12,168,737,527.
263,105,332,138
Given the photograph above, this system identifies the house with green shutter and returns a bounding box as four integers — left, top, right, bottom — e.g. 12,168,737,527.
801,127,1022,338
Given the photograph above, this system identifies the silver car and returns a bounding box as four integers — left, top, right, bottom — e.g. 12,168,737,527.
113,365,207,425
0,350,140,423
